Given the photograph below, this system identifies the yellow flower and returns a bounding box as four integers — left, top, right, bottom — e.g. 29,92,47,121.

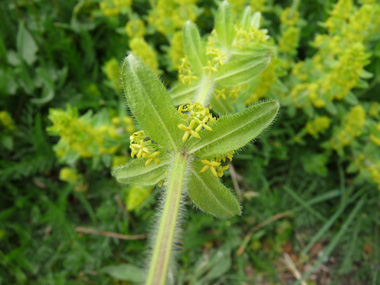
280,8,299,26
306,116,331,135
125,18,145,38
200,160,221,177
0,111,15,130
59,167,79,184
178,120,201,142
129,38,158,71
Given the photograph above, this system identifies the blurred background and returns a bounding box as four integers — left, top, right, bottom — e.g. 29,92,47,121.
1,0,380,284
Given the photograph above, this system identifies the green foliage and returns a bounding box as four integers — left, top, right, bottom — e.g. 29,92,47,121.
113,155,171,185
119,55,278,220
1,0,380,284
122,55,184,151
186,101,279,158
188,161,241,218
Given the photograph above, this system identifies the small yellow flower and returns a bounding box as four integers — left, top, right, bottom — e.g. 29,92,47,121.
217,165,229,178
202,60,218,76
145,151,161,166
194,117,212,132
200,160,221,177
131,140,150,158
215,88,226,100
178,120,200,142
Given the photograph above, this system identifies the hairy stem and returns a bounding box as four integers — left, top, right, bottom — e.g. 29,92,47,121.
195,77,214,106
146,152,188,285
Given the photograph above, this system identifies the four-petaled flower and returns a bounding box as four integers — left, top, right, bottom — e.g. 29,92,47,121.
200,160,221,177
178,120,201,142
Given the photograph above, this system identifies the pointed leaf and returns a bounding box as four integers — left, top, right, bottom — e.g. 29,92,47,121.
231,44,276,58
215,55,272,87
186,101,280,158
215,1,234,50
251,12,261,29
183,21,207,75
238,6,252,30
188,161,241,218
343,92,358,105
122,55,184,151
112,155,171,186
17,21,38,65
101,264,145,282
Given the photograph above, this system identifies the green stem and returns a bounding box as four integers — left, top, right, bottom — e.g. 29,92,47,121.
195,77,214,106
146,152,188,285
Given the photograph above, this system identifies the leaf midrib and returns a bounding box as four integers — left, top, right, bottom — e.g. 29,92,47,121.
129,60,177,150
191,169,236,217
115,159,170,179
188,105,274,155
215,57,268,81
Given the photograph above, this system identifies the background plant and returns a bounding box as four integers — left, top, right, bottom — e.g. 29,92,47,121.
1,0,379,284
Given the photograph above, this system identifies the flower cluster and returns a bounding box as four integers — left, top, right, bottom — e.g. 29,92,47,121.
244,61,277,105
177,102,215,142
291,83,325,108
129,131,161,166
168,31,185,70
370,123,380,147
354,154,380,190
368,163,380,190
129,38,158,72
148,0,198,36
214,87,241,101
103,58,120,90
331,105,366,150
233,25,269,48
178,57,198,84
306,116,331,136
321,43,369,100
325,0,353,34
200,151,234,178
99,0,132,17
125,18,146,38
174,6,274,108
278,7,300,56
47,106,135,161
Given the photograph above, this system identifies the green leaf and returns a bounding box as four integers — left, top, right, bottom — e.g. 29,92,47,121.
122,55,184,151
187,161,241,218
210,94,235,115
355,79,369,89
17,21,38,65
238,6,252,30
215,1,234,50
230,44,276,58
325,100,337,115
186,101,279,158
251,12,261,29
101,264,145,282
343,92,359,105
183,21,207,75
215,55,272,87
112,154,171,186
202,247,231,281
169,81,201,106
359,69,373,79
